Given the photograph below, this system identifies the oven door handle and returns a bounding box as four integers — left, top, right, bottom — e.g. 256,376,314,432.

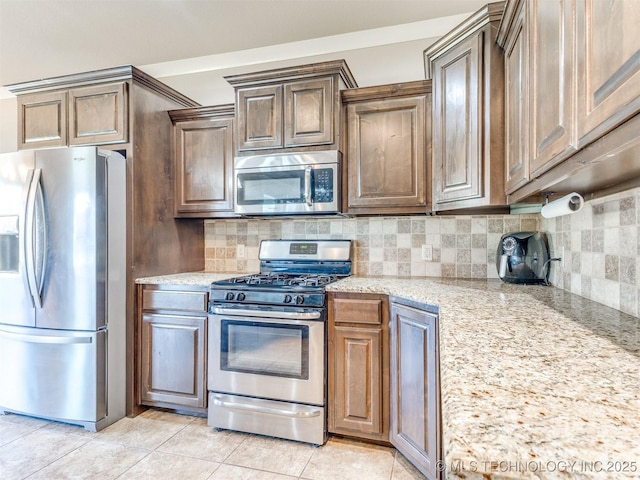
210,395,322,418
210,306,321,320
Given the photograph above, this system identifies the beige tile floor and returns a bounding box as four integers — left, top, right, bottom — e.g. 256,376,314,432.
0,409,426,479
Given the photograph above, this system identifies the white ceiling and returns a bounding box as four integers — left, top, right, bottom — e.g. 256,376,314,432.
0,0,489,105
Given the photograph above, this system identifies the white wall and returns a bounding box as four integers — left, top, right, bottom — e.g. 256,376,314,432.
0,97,17,153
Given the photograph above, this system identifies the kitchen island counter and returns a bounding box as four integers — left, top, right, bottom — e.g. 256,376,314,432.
327,277,640,479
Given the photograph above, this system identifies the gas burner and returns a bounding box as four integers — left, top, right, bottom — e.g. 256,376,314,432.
229,273,293,285
224,272,339,288
283,274,338,287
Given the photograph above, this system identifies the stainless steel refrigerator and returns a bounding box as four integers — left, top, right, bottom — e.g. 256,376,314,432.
0,146,126,432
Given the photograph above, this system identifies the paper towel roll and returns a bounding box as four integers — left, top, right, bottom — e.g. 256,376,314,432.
540,192,584,219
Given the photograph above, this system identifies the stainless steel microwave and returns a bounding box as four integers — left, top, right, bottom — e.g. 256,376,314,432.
234,150,341,216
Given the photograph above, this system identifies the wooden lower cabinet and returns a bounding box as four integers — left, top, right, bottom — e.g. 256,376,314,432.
328,293,390,442
390,300,441,480
138,285,208,413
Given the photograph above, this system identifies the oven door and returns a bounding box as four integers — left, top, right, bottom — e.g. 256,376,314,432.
208,306,325,406
234,164,338,215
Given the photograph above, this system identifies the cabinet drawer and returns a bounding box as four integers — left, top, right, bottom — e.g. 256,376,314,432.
333,298,382,325
142,289,208,312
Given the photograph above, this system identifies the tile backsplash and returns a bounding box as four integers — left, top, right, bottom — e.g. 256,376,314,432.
204,214,541,280
543,186,640,317
205,185,640,318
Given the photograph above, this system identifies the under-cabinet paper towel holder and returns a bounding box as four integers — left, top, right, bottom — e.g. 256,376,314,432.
540,192,584,219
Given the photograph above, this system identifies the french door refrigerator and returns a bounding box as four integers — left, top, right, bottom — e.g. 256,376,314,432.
0,146,126,431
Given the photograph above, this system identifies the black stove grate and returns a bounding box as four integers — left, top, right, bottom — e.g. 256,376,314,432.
219,272,339,289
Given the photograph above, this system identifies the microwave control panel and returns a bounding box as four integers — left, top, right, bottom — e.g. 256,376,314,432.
313,168,334,203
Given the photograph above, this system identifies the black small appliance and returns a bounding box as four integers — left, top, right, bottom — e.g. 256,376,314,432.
496,231,550,284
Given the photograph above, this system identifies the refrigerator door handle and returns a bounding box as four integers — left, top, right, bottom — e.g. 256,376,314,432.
24,168,47,308
0,328,93,344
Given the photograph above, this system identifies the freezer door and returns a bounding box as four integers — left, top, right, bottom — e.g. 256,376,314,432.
0,151,36,327
35,147,108,331
0,325,107,427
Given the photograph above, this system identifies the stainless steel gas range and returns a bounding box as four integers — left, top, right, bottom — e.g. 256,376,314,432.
207,239,352,446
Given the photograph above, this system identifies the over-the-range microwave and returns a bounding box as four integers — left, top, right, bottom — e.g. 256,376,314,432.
234,150,341,216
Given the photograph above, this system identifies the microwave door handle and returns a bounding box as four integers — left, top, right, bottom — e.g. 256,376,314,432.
304,167,312,206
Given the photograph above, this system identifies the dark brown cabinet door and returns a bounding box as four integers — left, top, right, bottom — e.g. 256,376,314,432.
427,3,505,212
138,286,208,412
17,91,67,149
503,0,530,194
140,313,206,409
17,82,128,149
332,326,383,434
226,61,356,155
328,293,389,442
576,0,640,147
68,82,128,145
346,95,428,214
236,85,283,151
529,0,576,177
285,78,333,147
389,302,440,480
431,34,482,206
174,117,234,216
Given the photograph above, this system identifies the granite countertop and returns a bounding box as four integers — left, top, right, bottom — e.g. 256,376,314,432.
135,271,241,286
327,277,640,480
137,272,640,479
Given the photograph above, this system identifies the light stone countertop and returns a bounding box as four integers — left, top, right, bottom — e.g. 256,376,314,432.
136,272,640,479
135,271,243,286
327,277,640,480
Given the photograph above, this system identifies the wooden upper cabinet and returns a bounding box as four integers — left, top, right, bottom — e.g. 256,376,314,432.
576,0,640,147
226,60,357,155
237,85,283,150
285,79,333,146
425,2,506,212
342,81,431,215
499,0,576,192
169,105,236,218
14,81,128,149
68,82,127,145
9,66,198,154
17,91,67,149
502,0,529,194
529,0,576,177
431,35,481,205
499,0,640,203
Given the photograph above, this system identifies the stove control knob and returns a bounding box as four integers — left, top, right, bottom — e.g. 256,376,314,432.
295,295,305,305
225,292,235,301
237,293,246,302
284,294,293,303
